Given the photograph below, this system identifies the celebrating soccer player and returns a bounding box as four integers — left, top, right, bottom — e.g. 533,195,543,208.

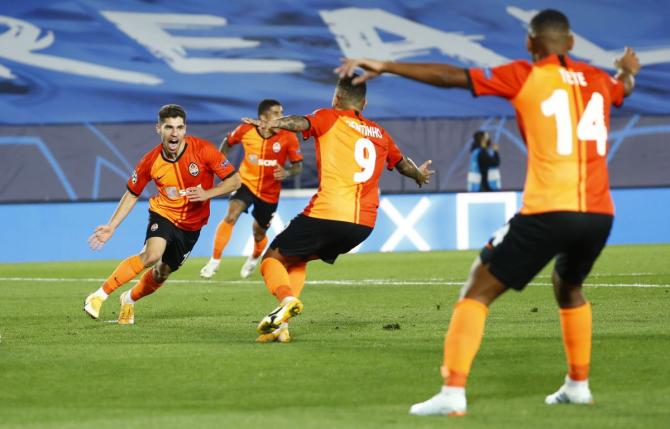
337,8,640,416
200,99,303,280
84,104,241,324
242,75,435,343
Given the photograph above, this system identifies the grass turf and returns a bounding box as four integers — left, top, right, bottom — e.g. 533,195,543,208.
0,244,669,428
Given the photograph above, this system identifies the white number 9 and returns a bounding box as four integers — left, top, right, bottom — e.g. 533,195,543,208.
353,138,377,183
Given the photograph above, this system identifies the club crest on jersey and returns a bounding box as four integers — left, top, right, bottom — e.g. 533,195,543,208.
272,142,281,153
188,162,199,176
150,223,158,232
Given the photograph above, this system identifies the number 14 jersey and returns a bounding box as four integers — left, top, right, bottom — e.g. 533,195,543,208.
468,54,625,215
301,108,404,227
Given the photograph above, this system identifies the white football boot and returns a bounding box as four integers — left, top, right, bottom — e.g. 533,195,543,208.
240,255,261,278
545,376,594,405
200,258,220,279
409,386,467,416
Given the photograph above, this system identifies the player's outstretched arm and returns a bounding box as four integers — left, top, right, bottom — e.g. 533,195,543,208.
88,191,138,250
242,116,310,133
614,47,640,97
186,172,241,202
335,58,469,88
395,158,435,188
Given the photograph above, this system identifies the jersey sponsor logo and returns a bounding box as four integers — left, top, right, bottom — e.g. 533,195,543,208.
166,186,180,199
345,119,382,138
272,142,281,153
150,223,158,232
221,159,231,168
249,153,277,166
188,162,200,176
131,169,138,184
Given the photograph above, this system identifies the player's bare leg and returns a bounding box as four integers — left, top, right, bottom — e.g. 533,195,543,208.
545,271,594,405
240,220,269,278
117,238,169,325
201,199,247,278
84,238,164,320
410,258,506,416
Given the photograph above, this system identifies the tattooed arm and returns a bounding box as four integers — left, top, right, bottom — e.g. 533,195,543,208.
242,115,310,133
395,157,434,188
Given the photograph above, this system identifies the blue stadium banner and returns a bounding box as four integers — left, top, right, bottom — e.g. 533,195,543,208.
1,1,669,124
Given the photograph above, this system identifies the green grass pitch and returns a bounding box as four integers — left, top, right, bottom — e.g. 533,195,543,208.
1,244,669,428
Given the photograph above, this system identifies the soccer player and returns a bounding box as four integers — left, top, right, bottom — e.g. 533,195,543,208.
84,104,241,324
242,75,434,343
200,99,303,279
337,9,640,415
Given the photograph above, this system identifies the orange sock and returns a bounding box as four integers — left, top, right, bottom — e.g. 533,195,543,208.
288,262,307,297
559,302,592,381
102,255,145,294
260,258,293,301
442,298,489,387
252,236,269,259
212,220,234,259
130,269,164,301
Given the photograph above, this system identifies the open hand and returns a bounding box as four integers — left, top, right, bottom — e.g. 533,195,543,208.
416,160,435,187
88,224,115,250
334,58,385,85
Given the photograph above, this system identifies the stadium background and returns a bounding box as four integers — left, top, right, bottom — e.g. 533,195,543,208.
1,0,669,262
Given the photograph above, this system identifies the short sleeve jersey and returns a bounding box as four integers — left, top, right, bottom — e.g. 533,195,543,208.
227,124,302,203
301,108,404,228
127,136,236,231
468,54,624,215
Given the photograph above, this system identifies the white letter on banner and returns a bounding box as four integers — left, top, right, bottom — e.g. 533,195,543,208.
0,15,161,85
101,12,304,74
380,197,431,252
319,8,508,66
455,192,517,250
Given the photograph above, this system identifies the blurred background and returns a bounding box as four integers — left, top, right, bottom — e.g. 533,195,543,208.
1,0,669,262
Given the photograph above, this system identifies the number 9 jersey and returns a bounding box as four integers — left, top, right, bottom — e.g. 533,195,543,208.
301,108,404,227
468,54,625,216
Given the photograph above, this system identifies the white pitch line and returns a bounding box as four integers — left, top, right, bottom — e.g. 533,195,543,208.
0,277,668,288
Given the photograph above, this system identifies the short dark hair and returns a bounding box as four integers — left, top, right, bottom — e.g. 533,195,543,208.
257,99,282,117
529,9,570,36
158,104,186,123
336,74,366,108
471,130,488,152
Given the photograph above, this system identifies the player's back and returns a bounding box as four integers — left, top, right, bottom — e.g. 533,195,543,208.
469,54,624,215
301,108,403,227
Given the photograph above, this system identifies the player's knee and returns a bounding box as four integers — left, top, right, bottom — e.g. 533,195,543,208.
140,250,162,267
224,213,239,225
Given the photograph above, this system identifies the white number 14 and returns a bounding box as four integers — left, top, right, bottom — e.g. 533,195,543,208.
541,89,607,156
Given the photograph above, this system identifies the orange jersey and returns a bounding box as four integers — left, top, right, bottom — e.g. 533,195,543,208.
127,135,236,231
227,124,302,203
469,54,624,215
300,108,404,227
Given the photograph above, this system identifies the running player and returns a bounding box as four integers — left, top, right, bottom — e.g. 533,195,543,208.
200,99,302,279
337,9,640,415
243,75,434,343
84,104,240,324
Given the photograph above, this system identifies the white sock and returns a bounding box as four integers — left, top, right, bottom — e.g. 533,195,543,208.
566,376,589,389
279,322,289,330
94,288,109,300
280,296,297,306
441,386,466,396
122,291,135,305
210,258,220,265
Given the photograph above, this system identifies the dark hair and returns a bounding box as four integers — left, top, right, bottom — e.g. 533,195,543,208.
336,74,366,108
158,104,186,123
257,99,282,117
530,9,570,36
471,130,488,152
